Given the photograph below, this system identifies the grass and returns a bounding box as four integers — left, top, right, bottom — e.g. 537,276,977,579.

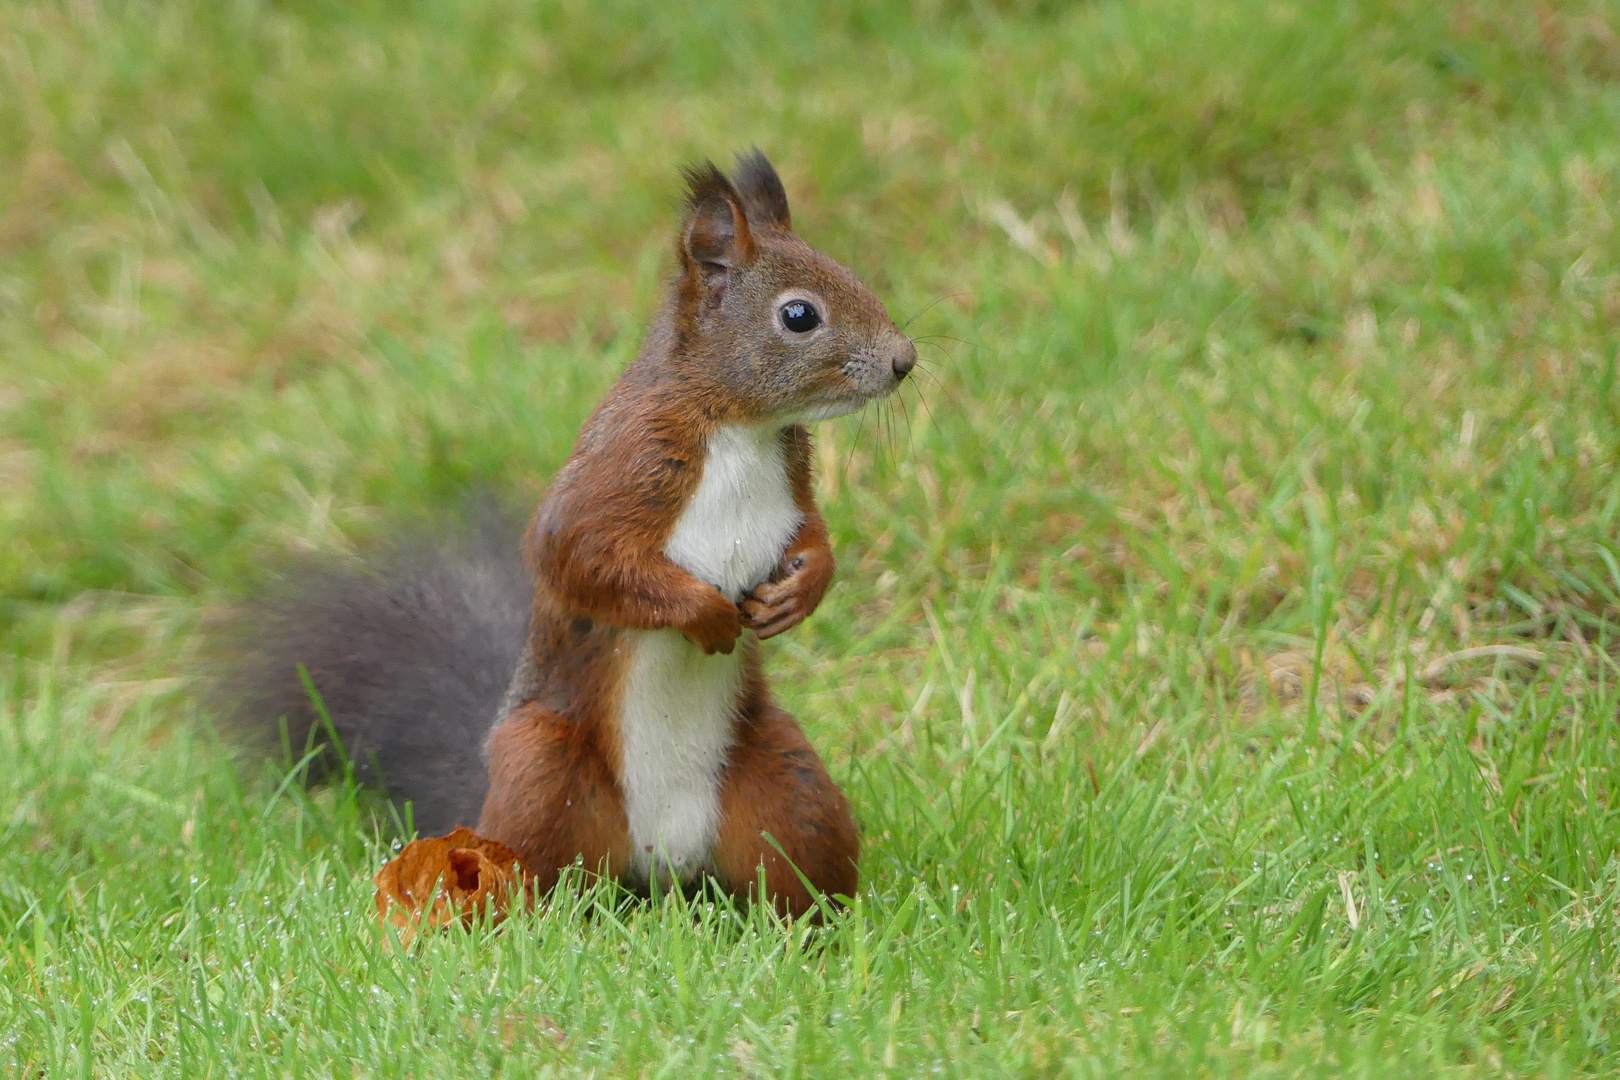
4,0,1620,1074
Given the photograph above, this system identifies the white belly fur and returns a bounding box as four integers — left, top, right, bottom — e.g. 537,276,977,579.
619,423,803,884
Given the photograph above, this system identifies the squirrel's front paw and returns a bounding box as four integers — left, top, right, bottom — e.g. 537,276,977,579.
741,549,833,640
682,591,742,655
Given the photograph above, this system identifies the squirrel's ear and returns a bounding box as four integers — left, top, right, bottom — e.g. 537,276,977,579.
680,162,755,291
733,148,791,230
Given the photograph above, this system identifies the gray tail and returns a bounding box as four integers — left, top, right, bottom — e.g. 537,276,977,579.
214,506,532,835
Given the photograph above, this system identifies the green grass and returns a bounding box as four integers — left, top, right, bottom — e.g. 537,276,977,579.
4,0,1620,1074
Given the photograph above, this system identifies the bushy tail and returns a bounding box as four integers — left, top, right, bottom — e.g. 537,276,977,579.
216,508,531,835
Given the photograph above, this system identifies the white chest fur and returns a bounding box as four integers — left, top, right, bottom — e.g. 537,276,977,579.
664,423,804,603
618,423,804,884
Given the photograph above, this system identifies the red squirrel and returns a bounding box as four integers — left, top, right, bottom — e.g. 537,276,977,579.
227,151,915,918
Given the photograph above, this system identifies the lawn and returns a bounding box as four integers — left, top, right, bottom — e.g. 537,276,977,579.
4,0,1620,1075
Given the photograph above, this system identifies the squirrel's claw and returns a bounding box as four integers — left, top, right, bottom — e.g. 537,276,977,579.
740,582,809,639
740,547,832,639
681,591,742,654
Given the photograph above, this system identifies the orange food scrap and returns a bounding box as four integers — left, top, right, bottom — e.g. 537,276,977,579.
374,826,527,940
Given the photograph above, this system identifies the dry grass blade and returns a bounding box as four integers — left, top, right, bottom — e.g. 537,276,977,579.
1420,646,1546,683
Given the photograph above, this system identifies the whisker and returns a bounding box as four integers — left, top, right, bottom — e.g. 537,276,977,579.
892,398,907,462
879,399,897,472
843,399,870,483
915,340,961,367
895,384,916,452
901,292,971,332
870,399,885,471
903,371,941,433
918,390,941,434
909,352,946,380
907,364,955,415
912,334,982,352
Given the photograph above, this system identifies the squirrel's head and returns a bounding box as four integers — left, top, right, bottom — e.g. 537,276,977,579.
673,150,916,423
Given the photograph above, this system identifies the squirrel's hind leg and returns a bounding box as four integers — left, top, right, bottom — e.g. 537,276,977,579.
478,702,631,894
713,700,860,919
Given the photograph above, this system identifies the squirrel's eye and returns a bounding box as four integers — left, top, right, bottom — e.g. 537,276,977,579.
779,300,821,334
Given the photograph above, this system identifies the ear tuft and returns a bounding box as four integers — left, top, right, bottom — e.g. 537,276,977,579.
681,160,735,216
733,148,792,230
679,160,754,287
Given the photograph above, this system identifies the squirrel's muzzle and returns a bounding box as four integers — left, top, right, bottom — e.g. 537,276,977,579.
892,338,917,380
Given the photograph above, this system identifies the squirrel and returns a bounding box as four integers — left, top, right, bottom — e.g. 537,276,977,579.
225,150,916,919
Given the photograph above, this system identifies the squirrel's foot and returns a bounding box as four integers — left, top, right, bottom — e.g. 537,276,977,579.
680,590,742,654
741,550,832,639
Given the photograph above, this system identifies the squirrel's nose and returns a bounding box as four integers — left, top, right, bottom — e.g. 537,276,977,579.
892,339,917,380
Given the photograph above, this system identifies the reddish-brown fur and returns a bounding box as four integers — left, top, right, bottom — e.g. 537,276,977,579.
714,682,860,915
479,701,630,893
475,152,913,918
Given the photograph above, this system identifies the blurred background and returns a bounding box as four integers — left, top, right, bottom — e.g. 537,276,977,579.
4,1,1620,1073
5,1,1616,664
